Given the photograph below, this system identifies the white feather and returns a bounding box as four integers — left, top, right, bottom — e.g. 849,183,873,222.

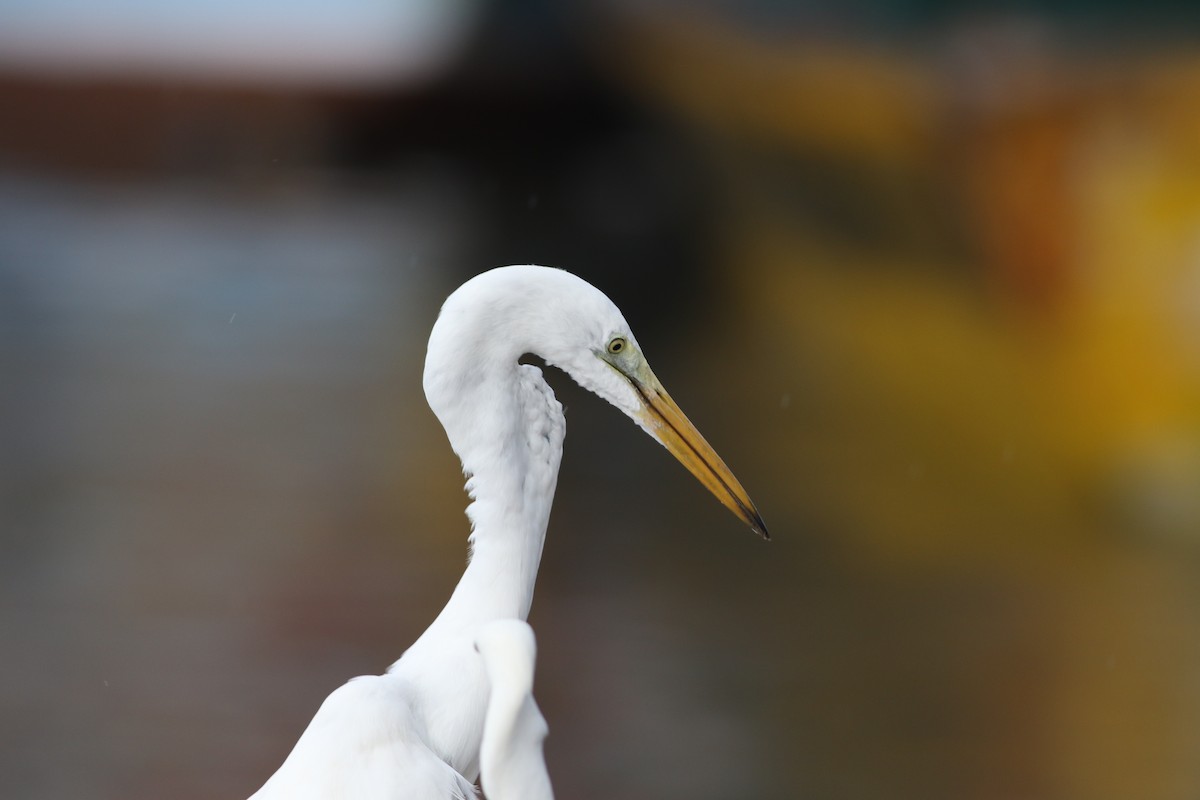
476,620,554,800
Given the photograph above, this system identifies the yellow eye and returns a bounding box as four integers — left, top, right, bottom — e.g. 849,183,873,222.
607,337,627,355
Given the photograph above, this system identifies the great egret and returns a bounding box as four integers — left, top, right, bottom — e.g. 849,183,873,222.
475,620,554,800
248,265,767,799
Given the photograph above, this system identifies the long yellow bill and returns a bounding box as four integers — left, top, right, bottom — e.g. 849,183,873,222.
629,370,769,539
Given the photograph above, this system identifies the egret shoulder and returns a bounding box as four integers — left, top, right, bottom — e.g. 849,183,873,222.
249,675,476,800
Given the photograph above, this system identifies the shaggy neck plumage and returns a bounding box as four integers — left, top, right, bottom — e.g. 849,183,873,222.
420,339,565,633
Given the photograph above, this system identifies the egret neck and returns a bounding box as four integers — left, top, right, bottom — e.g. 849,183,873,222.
423,360,564,630
391,301,566,777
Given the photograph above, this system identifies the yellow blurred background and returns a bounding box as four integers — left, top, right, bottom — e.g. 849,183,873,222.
1,2,1198,799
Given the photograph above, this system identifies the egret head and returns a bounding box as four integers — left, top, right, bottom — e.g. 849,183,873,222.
552,313,767,539
427,265,768,539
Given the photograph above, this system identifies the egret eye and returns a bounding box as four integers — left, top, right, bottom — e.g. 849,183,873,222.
607,337,627,355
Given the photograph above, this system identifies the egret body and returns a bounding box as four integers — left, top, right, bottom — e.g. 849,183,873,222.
249,265,766,799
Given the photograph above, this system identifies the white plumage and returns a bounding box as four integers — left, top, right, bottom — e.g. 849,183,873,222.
476,620,554,800
248,265,766,799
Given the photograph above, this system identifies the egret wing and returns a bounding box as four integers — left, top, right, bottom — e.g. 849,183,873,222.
249,675,476,800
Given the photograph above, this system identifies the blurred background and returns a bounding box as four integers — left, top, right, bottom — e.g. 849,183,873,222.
2,1,1199,798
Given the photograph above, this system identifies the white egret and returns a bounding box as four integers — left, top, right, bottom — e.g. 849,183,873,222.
248,265,767,799
475,620,554,800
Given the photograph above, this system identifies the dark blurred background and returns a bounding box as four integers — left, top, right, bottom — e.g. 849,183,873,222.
2,1,1199,799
